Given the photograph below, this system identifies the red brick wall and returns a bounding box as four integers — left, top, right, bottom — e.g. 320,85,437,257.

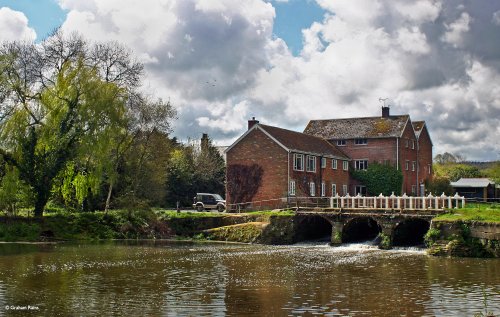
226,128,288,206
399,121,418,195
289,156,350,197
417,125,433,189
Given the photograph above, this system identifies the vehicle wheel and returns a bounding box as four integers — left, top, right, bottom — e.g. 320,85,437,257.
196,205,204,212
217,205,225,212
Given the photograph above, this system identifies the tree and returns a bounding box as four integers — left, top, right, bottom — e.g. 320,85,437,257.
165,147,195,207
192,135,225,195
351,163,403,196
425,176,453,195
0,31,175,216
484,162,500,184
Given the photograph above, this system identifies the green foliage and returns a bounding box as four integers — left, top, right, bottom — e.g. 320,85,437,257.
483,161,500,184
424,228,441,247
0,222,41,241
425,176,453,195
351,163,403,196
433,163,482,182
378,232,391,249
0,166,31,214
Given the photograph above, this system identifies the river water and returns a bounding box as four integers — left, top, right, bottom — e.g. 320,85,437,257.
0,241,498,316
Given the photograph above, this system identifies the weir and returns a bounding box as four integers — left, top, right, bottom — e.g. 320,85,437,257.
295,208,439,248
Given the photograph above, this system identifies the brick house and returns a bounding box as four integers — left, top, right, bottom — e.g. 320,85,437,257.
225,119,350,208
304,107,433,196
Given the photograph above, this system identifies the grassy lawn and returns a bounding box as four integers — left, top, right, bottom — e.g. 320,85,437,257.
434,203,500,223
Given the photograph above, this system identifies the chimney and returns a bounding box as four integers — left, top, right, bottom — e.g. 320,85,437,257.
201,133,209,151
248,117,259,130
382,106,390,118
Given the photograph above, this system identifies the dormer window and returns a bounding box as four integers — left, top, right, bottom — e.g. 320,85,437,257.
354,138,367,145
337,140,346,146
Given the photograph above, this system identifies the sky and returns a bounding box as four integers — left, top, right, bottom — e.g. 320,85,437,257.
0,0,499,161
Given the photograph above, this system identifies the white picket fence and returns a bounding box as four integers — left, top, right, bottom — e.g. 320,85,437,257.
226,192,466,212
329,192,466,210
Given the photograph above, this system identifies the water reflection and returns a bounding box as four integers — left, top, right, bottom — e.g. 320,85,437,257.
0,241,498,316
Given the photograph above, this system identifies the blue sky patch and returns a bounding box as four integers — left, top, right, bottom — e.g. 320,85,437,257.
0,0,67,40
272,0,325,55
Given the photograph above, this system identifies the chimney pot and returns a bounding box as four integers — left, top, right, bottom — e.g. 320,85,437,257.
382,106,390,118
248,117,259,130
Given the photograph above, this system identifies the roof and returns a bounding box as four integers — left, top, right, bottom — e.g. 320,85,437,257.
450,178,495,188
304,115,410,139
412,121,425,138
226,124,349,159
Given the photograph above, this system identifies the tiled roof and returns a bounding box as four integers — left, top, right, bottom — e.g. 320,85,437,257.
412,121,425,138
258,124,349,159
304,115,410,139
450,178,495,188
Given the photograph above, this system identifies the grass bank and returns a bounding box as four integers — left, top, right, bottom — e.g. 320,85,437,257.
433,203,500,223
0,209,294,242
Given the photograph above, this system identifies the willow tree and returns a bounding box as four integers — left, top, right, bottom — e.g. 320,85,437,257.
0,31,174,217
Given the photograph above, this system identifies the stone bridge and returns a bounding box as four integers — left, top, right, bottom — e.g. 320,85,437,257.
294,209,444,248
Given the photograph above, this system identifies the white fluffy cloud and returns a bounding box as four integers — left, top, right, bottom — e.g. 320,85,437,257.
49,0,500,160
0,7,36,42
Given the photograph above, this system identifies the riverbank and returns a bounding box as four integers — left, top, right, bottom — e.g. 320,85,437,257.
1,207,498,258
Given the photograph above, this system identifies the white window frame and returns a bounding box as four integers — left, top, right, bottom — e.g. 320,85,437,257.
310,182,315,196
428,164,431,175
412,161,416,172
321,157,326,168
343,161,349,171
289,180,296,196
321,182,326,197
354,159,368,170
405,160,409,171
332,159,337,169
342,185,348,196
331,184,337,196
293,153,304,171
306,155,316,172
354,138,367,145
337,140,346,146
405,139,409,148
411,140,415,149
411,185,416,195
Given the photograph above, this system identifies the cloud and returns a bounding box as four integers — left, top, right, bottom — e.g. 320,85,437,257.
55,0,500,160
0,7,37,42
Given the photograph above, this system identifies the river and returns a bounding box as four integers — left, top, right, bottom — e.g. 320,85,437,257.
0,241,498,316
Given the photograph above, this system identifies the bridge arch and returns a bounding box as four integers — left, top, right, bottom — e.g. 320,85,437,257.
294,215,333,242
392,218,430,247
342,217,381,243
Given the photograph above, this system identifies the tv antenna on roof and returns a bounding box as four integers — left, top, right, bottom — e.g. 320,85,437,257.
379,97,389,107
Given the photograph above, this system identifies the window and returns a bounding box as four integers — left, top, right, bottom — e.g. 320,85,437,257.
383,159,390,166
321,157,326,168
343,161,349,171
321,182,326,197
332,159,338,169
428,164,431,175
411,185,416,195
412,161,416,171
293,154,304,171
355,185,367,196
405,160,409,171
289,180,296,196
310,182,315,196
331,184,337,196
354,159,368,170
405,139,409,148
337,140,346,146
306,155,316,172
354,138,367,145
342,185,348,196
411,140,415,149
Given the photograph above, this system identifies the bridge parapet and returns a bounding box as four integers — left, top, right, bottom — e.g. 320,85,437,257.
329,192,465,212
